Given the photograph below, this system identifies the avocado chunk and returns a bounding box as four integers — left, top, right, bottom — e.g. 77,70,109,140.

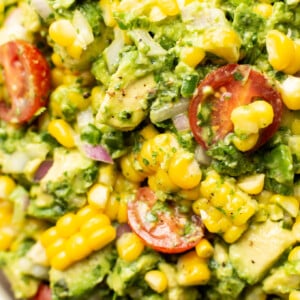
229,220,296,284
106,252,161,296
263,260,300,296
50,246,116,300
96,74,156,131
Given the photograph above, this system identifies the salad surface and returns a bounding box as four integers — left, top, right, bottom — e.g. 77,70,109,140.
1,0,300,299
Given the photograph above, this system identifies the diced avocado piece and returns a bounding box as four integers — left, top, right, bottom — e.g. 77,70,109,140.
263,260,300,296
39,148,97,209
106,252,161,296
229,220,296,284
0,242,40,299
50,246,116,300
96,74,156,131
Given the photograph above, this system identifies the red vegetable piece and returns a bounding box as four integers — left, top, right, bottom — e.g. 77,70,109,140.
0,40,51,123
188,64,283,149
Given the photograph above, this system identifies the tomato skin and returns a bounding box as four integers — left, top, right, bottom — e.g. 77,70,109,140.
189,64,283,149
0,40,51,123
32,284,52,300
127,187,204,254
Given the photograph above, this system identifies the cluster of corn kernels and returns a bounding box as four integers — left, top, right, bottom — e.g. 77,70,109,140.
40,204,116,270
120,128,202,196
230,100,274,151
266,29,300,75
0,176,16,251
193,170,258,243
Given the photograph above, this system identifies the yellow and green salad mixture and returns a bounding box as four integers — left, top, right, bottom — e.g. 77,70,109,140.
2,0,300,299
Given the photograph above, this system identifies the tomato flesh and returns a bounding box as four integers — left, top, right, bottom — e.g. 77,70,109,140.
0,40,51,123
33,284,52,300
189,64,283,149
127,187,204,253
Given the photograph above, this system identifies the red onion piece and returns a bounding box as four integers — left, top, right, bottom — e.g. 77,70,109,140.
116,223,132,238
172,113,190,132
82,144,113,164
34,160,53,181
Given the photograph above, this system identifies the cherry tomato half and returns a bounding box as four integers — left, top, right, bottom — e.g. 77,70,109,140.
0,40,51,123
32,284,52,300
189,64,283,149
127,187,204,253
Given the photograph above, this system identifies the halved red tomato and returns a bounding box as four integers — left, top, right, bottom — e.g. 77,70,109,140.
33,284,52,300
127,187,204,253
0,40,51,123
189,64,283,149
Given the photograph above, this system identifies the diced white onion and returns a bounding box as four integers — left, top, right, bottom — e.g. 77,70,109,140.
30,0,53,19
72,10,94,49
195,144,211,165
172,113,190,131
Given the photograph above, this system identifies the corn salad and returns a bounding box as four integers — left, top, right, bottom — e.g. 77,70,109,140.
0,0,300,300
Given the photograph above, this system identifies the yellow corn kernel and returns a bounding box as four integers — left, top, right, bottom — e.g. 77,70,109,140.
203,27,241,63
291,118,300,135
87,225,116,251
237,174,265,195
288,246,300,261
40,227,60,248
280,76,300,110
144,270,168,293
46,238,66,259
192,198,210,215
177,187,200,201
66,40,83,59
67,91,89,110
284,40,300,75
253,3,272,18
116,232,145,262
232,204,256,226
199,171,220,199
232,133,259,152
266,29,294,71
100,0,117,27
49,19,77,47
139,124,159,140
105,193,120,221
249,100,274,128
148,169,179,193
290,290,300,300
195,239,214,258
177,251,211,286
0,228,14,251
51,53,64,68
114,174,139,193
168,151,202,190
87,183,111,210
231,105,260,135
65,232,91,261
156,0,180,16
76,205,100,225
117,193,129,223
223,224,247,244
202,207,231,233
51,68,65,88
51,250,72,270
180,47,205,68
270,194,299,218
0,175,16,200
48,119,75,148
56,213,79,238
210,182,233,207
120,153,146,183
138,133,178,173
80,214,111,235
98,164,117,186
